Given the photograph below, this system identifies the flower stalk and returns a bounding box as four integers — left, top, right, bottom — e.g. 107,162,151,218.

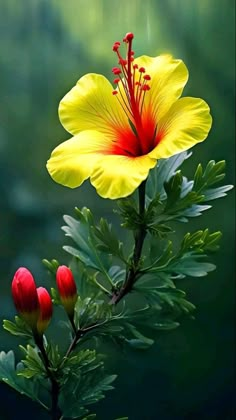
110,180,147,304
33,332,61,420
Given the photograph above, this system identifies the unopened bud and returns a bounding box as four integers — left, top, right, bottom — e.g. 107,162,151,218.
56,266,78,317
36,287,53,335
11,267,39,330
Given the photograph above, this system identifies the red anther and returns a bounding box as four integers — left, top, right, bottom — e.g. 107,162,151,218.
130,57,134,62
113,43,120,52
113,78,120,84
119,58,127,66
112,90,118,95
135,81,141,86
144,74,151,81
133,64,138,69
141,84,150,91
130,50,135,55
112,67,122,75
139,67,146,73
125,32,134,41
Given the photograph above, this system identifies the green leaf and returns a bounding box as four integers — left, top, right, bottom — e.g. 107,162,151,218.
203,184,233,201
62,208,115,291
62,209,108,271
69,260,103,300
93,218,126,263
18,344,45,378
168,254,216,277
164,171,183,210
149,158,232,224
193,160,233,200
116,197,142,230
146,151,191,200
114,417,129,420
0,351,49,410
59,349,117,418
125,324,154,349
3,316,33,339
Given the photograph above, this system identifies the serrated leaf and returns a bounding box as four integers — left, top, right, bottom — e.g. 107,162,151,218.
62,210,115,294
146,151,191,200
164,171,183,210
0,351,48,410
3,316,32,338
18,344,45,378
152,158,232,224
93,218,126,263
59,352,117,419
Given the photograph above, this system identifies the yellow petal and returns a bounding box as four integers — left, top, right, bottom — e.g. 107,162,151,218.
134,54,189,122
46,130,113,188
149,97,212,159
59,73,127,135
91,155,157,199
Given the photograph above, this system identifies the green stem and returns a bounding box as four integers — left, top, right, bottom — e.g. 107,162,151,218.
34,333,62,420
62,321,107,360
110,180,147,305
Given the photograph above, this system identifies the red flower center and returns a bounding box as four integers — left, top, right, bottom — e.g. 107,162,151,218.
111,33,162,157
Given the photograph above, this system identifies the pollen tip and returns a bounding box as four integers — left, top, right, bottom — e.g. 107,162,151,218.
113,41,121,52
139,67,145,73
141,84,150,91
119,58,127,66
112,67,122,75
124,32,134,42
112,90,118,95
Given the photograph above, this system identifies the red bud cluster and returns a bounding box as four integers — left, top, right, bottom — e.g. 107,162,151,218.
11,267,52,334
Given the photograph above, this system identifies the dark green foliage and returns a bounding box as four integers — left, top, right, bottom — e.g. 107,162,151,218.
0,351,49,410
1,152,232,418
58,349,116,418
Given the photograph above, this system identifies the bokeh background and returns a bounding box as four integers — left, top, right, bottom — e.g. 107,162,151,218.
0,0,235,419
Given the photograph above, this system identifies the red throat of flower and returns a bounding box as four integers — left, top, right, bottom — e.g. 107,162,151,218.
111,32,157,156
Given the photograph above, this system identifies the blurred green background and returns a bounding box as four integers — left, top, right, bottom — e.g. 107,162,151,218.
0,0,235,419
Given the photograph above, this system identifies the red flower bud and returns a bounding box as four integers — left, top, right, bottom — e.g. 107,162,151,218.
56,266,77,316
36,287,53,335
11,267,40,329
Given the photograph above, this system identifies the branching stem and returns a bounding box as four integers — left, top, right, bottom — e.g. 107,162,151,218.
110,180,147,304
34,333,62,420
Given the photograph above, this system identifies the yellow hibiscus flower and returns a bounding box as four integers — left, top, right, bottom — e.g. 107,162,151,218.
47,32,212,199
